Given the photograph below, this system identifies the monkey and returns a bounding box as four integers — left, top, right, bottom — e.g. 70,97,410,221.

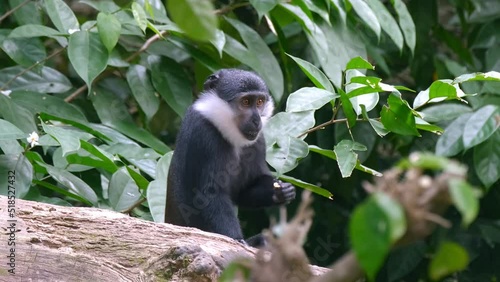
165,69,296,246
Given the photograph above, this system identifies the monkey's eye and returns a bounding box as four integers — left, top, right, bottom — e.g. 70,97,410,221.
241,98,251,107
256,98,264,107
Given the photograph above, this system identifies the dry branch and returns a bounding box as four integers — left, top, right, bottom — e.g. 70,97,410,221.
0,196,327,281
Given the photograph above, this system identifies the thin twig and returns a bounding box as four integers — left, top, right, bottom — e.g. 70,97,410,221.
214,2,251,15
124,31,168,62
64,85,87,103
297,116,381,139
121,198,147,214
0,48,66,91
0,0,31,23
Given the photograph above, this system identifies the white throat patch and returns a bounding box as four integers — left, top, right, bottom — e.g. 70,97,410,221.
193,91,274,148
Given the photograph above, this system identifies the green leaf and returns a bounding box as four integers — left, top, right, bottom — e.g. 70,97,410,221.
105,143,161,160
264,111,315,143
330,0,346,23
210,30,226,57
44,0,80,33
278,174,333,199
8,24,65,39
286,87,338,112
300,0,331,24
108,167,142,211
373,193,406,242
392,0,416,54
41,123,86,157
334,140,366,178
131,2,148,33
350,193,403,280
415,117,443,134
1,37,46,69
139,0,169,22
339,88,357,128
126,166,149,190
397,152,456,171
463,105,499,149
0,154,33,199
38,162,98,206
54,147,95,173
8,0,42,25
81,0,123,12
39,113,111,143
348,0,381,39
166,0,217,42
429,241,469,281
97,13,121,53
345,56,375,70
249,0,279,18
429,80,458,100
368,118,389,137
346,70,380,115
148,55,192,117
435,113,472,157
420,103,472,123
381,93,420,136
0,119,25,140
453,71,500,83
68,31,109,89
147,152,173,222
0,95,37,133
90,87,170,154
473,130,500,189
0,66,72,93
278,4,365,88
360,104,389,138
367,0,404,50
266,136,309,175
309,145,382,176
10,91,87,122
126,65,160,121
224,17,284,101
0,140,23,155
33,179,92,205
449,179,479,227
79,140,119,173
287,54,336,93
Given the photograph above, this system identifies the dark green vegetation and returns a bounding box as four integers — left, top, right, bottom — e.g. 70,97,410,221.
0,0,499,281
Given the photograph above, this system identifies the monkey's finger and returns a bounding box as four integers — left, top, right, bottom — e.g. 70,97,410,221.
283,190,296,201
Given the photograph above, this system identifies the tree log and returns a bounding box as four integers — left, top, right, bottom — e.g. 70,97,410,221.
0,196,327,281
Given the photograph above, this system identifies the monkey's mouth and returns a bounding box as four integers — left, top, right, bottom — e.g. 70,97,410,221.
244,130,259,140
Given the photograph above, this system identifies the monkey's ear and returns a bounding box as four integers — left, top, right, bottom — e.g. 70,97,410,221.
203,73,219,90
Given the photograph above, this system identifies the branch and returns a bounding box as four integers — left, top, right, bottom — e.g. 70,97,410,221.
214,2,251,15
297,115,382,138
0,48,66,91
0,0,30,23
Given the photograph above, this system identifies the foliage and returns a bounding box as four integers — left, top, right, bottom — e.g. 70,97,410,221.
0,0,499,281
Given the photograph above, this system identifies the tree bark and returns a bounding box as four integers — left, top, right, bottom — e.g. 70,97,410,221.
0,196,327,281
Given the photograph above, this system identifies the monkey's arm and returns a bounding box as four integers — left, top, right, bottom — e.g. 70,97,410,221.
236,176,296,209
202,191,245,240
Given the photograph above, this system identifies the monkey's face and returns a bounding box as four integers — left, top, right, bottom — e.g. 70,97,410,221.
235,93,267,140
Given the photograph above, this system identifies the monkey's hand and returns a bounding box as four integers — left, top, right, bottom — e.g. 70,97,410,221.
272,180,296,205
